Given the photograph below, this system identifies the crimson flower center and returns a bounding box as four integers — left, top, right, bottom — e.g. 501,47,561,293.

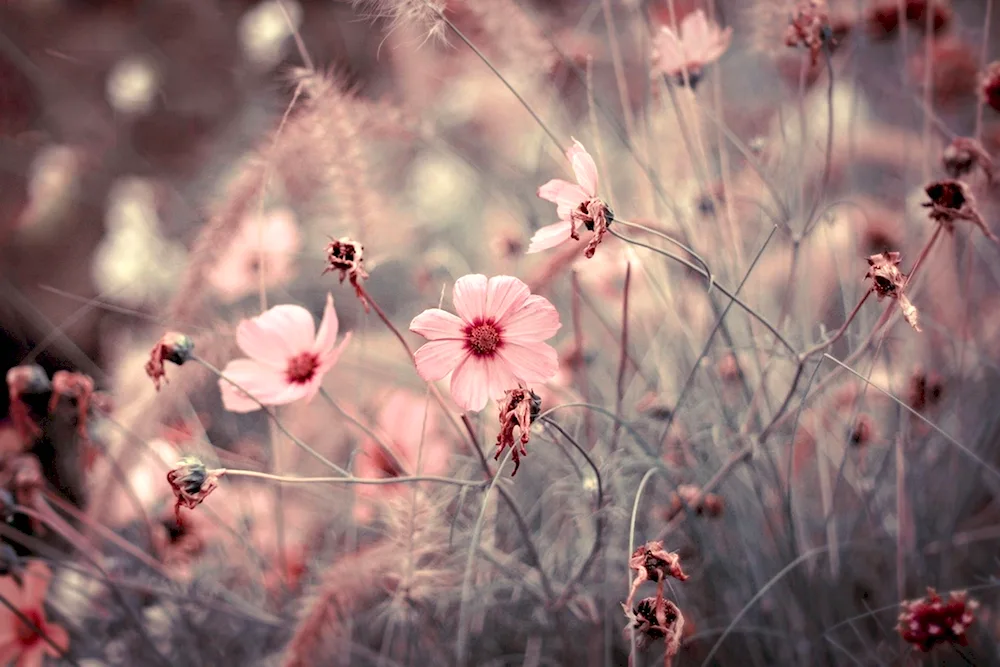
465,320,503,357
16,609,44,648
285,352,319,385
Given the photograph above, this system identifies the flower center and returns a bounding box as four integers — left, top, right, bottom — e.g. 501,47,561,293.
16,609,44,648
285,352,320,385
465,320,502,357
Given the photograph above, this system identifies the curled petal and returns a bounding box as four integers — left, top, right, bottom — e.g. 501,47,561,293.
312,294,341,359
410,308,466,340
414,340,467,382
527,221,575,254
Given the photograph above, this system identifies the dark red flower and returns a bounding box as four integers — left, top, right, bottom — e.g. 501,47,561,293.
898,588,978,652
905,0,952,34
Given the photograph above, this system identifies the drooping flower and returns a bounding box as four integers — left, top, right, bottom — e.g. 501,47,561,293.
626,541,689,609
0,561,70,666
219,294,352,412
410,275,561,412
207,207,301,303
898,588,978,652
528,140,613,258
495,386,541,476
145,332,194,391
865,251,921,332
923,179,999,244
166,456,221,523
651,9,732,86
322,236,370,309
622,596,685,658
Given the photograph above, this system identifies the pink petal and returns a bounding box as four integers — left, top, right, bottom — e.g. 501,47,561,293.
413,339,467,382
42,624,69,656
237,304,316,367
317,331,352,376
312,293,341,358
527,221,575,254
485,276,531,324
567,139,598,196
498,295,561,342
498,342,559,383
16,647,43,667
0,640,19,665
449,355,492,412
409,308,466,340
537,179,589,209
653,27,686,75
21,561,51,605
452,274,489,324
219,359,299,413
682,9,709,44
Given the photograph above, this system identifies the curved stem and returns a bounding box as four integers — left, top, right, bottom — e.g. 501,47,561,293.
217,467,485,488
615,218,715,292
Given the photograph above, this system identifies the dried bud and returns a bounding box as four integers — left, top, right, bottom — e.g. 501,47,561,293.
942,137,994,182
166,456,221,523
145,332,194,391
48,371,95,437
495,387,541,477
323,237,370,309
785,0,831,66
898,588,978,652
923,180,999,244
983,61,1000,114
622,596,685,659
5,365,50,445
865,251,921,332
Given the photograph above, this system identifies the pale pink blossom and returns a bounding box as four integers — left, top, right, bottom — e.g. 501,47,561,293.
219,294,352,412
0,561,69,667
529,140,613,258
410,275,561,412
208,208,301,303
652,10,732,84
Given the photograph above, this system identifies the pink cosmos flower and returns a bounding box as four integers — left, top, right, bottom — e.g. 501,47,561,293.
652,9,732,85
0,561,69,667
208,208,301,303
409,274,561,412
219,294,352,413
529,139,613,258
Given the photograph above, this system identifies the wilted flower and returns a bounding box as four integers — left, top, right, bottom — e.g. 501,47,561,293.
218,294,352,412
5,365,50,445
898,588,978,652
145,332,194,391
667,484,724,519
785,0,831,66
529,140,613,258
323,237,370,309
942,137,994,182
0,561,69,664
409,275,561,412
626,541,688,608
623,596,685,659
166,456,221,523
983,61,1000,113
651,9,732,86
923,180,999,243
865,251,921,332
48,371,95,438
494,387,541,477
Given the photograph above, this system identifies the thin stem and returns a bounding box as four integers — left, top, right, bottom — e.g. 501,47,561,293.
614,218,715,292
190,355,351,477
627,468,661,662
608,228,798,355
610,262,632,452
217,467,485,488
802,289,874,358
318,387,411,476
976,0,994,141
570,271,595,448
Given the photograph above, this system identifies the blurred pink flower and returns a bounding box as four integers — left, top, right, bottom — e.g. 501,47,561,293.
529,140,613,258
652,10,732,84
208,208,301,302
0,561,69,666
410,274,561,412
219,294,352,412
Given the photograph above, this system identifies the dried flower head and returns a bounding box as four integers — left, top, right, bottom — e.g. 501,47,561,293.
626,541,688,608
983,61,1000,113
323,237,370,309
145,332,194,391
494,386,541,477
865,251,921,332
865,2,900,38
529,139,613,258
667,484,724,519
47,371,95,438
923,179,999,243
5,365,50,445
942,137,994,182
166,456,221,523
623,596,685,658
905,0,952,33
785,0,832,66
898,588,978,652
